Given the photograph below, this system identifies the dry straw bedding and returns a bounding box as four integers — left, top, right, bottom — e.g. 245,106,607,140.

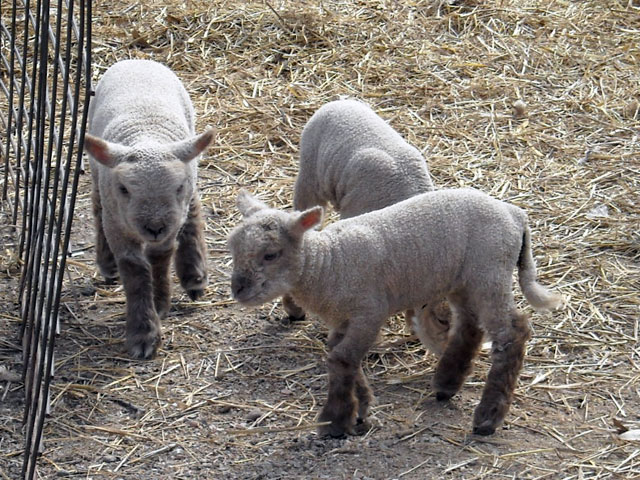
1,0,639,478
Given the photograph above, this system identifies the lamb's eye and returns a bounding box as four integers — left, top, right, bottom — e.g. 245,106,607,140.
177,184,184,195
263,251,280,262
119,185,129,195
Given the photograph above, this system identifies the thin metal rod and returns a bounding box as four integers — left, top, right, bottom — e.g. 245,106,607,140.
1,0,91,477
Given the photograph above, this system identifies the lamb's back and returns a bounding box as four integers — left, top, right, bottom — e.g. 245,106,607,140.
299,99,433,215
317,188,524,308
89,60,194,145
302,100,409,152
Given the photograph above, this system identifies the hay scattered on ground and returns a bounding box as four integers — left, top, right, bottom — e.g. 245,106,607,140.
1,0,639,478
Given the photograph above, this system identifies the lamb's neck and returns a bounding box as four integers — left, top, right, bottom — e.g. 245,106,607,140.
291,231,333,305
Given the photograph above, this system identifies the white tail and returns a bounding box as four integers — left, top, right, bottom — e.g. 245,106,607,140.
517,226,563,311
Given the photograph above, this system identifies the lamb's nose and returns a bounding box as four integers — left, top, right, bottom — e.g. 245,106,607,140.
144,223,165,239
231,273,251,298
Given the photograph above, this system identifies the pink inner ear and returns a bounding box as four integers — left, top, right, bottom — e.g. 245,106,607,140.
300,210,321,229
85,136,110,164
195,129,215,152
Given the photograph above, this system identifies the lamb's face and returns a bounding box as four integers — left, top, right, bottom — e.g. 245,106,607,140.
110,148,194,245
227,212,298,306
85,129,213,245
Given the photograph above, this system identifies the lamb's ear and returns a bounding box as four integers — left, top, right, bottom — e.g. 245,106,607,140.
170,127,215,163
289,206,323,239
84,134,127,168
237,189,268,217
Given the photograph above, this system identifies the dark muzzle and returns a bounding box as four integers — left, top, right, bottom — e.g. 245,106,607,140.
231,272,252,299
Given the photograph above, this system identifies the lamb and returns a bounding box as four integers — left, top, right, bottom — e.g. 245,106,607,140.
228,188,562,437
83,59,214,359
284,99,449,355
293,99,435,218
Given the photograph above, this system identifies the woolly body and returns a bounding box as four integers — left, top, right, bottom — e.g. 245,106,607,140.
85,59,213,359
234,189,550,323
229,188,562,437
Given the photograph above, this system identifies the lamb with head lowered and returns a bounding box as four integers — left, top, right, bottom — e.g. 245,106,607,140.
284,98,449,355
228,188,562,437
84,59,214,359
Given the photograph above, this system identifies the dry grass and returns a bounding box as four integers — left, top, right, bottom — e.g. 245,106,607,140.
1,0,639,478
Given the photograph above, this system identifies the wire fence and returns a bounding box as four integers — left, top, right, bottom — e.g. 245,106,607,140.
0,0,91,477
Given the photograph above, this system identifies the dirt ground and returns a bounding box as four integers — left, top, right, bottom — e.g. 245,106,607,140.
1,0,639,479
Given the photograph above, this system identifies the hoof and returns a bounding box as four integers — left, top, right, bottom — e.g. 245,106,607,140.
154,299,171,320
317,422,348,439
101,274,118,285
180,270,207,300
317,408,355,439
187,288,205,301
472,402,505,436
435,391,454,401
156,306,170,320
352,417,371,436
473,423,497,436
126,330,161,359
98,264,118,282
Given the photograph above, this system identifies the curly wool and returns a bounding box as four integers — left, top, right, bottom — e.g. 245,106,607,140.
293,99,435,217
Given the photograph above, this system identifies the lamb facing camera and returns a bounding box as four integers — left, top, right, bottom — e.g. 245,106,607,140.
228,189,562,437
84,59,214,359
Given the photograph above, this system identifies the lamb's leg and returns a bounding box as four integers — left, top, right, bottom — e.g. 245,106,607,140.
175,194,208,300
91,185,117,281
472,310,531,435
318,317,383,438
148,246,175,319
432,300,483,400
282,294,306,321
404,308,416,334
326,328,344,351
292,178,325,213
318,353,358,438
118,254,162,359
354,365,373,434
327,329,373,431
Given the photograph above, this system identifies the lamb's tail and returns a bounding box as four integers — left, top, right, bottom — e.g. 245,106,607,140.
517,225,563,311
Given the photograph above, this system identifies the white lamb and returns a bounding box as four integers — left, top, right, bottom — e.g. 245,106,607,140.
228,188,562,437
293,99,434,217
284,98,448,356
84,59,214,359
